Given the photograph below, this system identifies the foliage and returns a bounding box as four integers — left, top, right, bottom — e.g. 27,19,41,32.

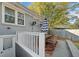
28,2,70,29
73,19,79,28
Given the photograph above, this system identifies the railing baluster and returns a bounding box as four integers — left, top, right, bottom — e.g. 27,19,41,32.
33,35,35,52
36,36,38,54
31,35,33,51
35,36,38,54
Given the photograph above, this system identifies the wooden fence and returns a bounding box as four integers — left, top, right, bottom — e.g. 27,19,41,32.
50,29,79,41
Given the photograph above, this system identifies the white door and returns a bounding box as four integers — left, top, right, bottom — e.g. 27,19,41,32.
0,36,15,57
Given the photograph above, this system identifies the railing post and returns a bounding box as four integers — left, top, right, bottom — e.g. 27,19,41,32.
39,33,45,57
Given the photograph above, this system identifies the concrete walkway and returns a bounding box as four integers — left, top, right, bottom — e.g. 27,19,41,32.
52,40,72,57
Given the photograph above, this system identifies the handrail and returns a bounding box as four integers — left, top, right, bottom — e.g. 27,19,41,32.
0,35,16,38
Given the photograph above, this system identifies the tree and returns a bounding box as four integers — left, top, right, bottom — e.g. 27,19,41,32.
28,2,70,29
73,19,79,29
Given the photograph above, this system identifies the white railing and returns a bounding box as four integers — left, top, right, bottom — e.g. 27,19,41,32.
16,32,45,57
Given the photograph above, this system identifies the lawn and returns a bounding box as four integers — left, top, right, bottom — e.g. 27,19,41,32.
73,41,79,49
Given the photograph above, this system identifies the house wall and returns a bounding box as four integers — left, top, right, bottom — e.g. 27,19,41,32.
0,2,41,35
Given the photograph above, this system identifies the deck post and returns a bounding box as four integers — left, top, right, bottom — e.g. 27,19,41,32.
39,33,45,57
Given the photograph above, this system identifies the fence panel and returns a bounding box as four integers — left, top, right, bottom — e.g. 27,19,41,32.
51,29,79,41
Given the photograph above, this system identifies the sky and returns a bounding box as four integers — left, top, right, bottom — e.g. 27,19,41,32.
20,2,32,7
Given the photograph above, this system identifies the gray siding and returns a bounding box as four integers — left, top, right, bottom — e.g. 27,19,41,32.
0,3,41,35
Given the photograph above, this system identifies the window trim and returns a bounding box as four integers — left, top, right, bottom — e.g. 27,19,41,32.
2,3,25,26
4,7,16,24
2,4,16,25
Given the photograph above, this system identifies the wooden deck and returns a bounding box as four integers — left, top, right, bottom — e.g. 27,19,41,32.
52,40,72,57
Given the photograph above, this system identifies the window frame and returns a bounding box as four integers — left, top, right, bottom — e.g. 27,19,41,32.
17,12,25,26
2,3,25,26
4,6,16,24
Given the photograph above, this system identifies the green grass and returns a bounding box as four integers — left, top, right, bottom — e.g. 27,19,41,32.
73,41,79,49
75,45,79,49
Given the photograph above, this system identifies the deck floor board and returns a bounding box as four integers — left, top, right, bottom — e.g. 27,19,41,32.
51,40,72,57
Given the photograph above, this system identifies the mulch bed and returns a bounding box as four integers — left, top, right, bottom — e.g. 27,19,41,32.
45,35,58,56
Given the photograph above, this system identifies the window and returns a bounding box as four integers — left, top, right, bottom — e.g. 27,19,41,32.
5,7,15,24
17,12,24,25
2,5,25,26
